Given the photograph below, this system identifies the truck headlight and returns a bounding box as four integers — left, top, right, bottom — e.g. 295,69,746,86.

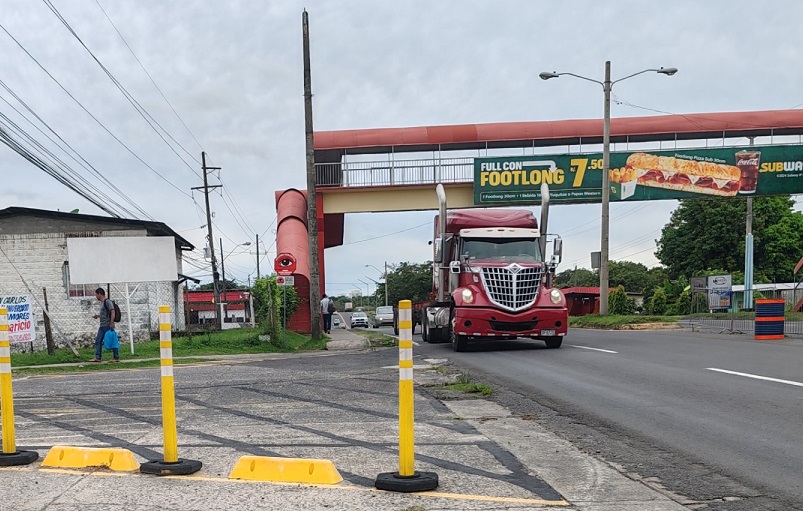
550,289,563,304
461,288,474,304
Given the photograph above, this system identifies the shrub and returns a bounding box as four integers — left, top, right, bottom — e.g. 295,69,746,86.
608,286,632,315
650,288,668,315
675,291,691,315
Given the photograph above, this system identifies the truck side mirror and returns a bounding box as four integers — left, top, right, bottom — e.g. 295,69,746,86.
449,260,461,274
553,238,563,262
433,237,443,264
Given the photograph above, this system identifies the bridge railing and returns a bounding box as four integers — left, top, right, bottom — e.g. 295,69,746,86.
315,157,474,188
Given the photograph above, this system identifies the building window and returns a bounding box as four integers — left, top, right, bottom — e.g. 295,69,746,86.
63,262,100,299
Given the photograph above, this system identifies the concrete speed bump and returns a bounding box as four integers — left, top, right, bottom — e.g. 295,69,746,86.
42,446,139,472
229,456,342,484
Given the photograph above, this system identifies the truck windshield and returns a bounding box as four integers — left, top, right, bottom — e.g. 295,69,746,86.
461,238,541,262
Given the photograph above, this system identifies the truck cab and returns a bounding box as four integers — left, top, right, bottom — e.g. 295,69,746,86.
423,184,568,351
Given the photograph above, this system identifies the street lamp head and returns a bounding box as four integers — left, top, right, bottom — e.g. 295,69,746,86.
657,67,678,76
242,242,252,246
539,71,560,80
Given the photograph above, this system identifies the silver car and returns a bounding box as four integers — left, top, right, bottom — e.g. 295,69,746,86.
350,312,369,328
372,306,394,328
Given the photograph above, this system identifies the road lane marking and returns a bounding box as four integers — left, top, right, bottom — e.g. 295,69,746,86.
707,368,803,387
568,344,618,354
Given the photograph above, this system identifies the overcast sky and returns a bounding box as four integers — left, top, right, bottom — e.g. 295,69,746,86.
2,1,803,298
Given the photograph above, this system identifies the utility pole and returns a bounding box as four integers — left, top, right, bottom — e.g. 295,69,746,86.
192,152,223,330
220,238,227,321
255,233,260,279
303,9,322,339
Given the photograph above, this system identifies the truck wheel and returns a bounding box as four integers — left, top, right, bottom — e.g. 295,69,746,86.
451,331,468,352
421,308,431,343
544,337,563,349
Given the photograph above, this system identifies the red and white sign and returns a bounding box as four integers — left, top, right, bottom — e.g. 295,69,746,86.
274,253,297,276
276,275,295,286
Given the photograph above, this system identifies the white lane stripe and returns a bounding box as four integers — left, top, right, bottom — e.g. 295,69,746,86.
568,344,618,354
707,368,803,387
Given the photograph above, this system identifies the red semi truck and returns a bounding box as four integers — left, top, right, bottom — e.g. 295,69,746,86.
422,183,568,351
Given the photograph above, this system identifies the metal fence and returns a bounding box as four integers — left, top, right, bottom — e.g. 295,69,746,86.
5,282,183,354
683,314,803,336
315,157,474,188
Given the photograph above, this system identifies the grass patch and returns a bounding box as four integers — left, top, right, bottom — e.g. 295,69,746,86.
442,371,493,396
11,328,325,368
570,314,680,329
445,382,493,396
353,330,397,348
13,358,214,375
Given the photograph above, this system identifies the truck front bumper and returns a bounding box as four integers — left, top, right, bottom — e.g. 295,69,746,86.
452,306,568,339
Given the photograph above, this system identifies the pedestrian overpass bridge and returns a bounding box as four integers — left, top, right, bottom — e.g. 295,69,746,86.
276,109,803,331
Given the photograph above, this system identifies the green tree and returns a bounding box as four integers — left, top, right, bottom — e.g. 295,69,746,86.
675,290,691,315
656,196,803,282
609,261,660,294
608,285,633,315
377,262,433,305
555,267,598,288
251,275,299,339
199,278,241,291
649,288,668,315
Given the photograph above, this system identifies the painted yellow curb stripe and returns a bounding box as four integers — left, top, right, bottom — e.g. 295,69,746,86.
229,455,342,484
14,467,569,506
42,445,139,471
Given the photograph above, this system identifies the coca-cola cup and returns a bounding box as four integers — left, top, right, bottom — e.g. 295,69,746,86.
735,150,760,194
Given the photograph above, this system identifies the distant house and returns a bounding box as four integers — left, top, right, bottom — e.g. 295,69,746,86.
0,207,194,352
561,287,644,316
184,289,254,328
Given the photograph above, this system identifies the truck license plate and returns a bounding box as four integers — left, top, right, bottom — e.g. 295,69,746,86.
541,329,555,336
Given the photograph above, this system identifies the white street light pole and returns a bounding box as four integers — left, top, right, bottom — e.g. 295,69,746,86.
540,62,676,315
365,262,389,306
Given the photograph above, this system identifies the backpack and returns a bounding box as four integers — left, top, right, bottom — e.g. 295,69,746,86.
326,299,336,314
107,299,122,322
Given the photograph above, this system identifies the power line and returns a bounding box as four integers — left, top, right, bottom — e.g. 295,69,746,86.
93,0,204,157
0,81,152,220
0,21,193,199
41,0,201,180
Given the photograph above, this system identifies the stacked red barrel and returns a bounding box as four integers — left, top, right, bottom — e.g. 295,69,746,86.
754,299,785,340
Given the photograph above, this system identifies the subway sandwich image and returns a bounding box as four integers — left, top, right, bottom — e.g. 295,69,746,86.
624,153,741,197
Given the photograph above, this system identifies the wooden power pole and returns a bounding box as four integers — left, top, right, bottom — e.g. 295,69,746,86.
192,152,223,329
303,10,322,339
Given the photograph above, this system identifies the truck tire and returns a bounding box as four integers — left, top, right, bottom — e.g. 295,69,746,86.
451,330,468,352
421,308,430,343
544,337,563,349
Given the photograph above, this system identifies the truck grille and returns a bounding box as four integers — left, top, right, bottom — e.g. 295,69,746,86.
481,264,542,311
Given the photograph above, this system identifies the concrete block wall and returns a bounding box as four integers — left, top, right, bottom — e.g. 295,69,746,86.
0,227,186,353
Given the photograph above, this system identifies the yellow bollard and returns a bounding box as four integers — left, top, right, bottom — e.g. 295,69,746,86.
375,300,438,492
0,308,38,466
140,306,201,476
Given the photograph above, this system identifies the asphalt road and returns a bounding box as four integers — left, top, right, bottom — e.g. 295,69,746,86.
411,328,803,510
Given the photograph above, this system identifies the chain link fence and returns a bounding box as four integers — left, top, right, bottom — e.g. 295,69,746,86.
3,281,184,354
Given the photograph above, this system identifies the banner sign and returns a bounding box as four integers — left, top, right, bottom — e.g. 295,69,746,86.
690,277,707,293
707,275,732,309
0,295,35,344
474,144,803,205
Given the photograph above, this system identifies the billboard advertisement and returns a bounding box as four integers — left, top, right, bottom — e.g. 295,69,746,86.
0,295,35,344
474,144,803,205
707,275,732,310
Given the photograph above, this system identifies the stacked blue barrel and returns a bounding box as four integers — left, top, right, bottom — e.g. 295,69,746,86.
754,299,785,340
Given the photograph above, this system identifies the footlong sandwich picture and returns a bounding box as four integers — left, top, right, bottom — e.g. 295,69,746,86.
623,153,741,197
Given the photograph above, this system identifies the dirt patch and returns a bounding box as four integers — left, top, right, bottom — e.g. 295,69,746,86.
618,322,681,330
